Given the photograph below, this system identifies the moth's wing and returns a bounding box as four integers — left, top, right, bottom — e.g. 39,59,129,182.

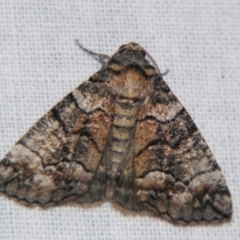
0,81,114,204
134,77,232,222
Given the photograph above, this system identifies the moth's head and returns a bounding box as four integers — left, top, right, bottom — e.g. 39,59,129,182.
117,43,146,57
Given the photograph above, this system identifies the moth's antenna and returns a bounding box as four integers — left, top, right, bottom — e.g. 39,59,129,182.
75,40,110,64
144,49,161,75
144,49,170,77
162,69,170,77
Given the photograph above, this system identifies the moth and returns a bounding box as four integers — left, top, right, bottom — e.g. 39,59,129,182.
0,42,232,223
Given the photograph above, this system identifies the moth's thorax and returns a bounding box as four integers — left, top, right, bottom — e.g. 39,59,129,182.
110,68,151,99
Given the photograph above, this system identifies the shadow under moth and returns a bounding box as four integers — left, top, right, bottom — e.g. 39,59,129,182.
0,42,232,223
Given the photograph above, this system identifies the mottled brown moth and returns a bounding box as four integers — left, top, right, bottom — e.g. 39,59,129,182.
0,42,232,223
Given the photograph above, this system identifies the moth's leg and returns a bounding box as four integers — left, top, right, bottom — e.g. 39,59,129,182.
75,39,110,64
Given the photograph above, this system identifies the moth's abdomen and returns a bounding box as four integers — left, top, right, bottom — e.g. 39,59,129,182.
105,98,139,199
110,98,138,174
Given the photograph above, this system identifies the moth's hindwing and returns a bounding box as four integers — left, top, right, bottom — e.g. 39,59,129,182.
0,43,232,223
